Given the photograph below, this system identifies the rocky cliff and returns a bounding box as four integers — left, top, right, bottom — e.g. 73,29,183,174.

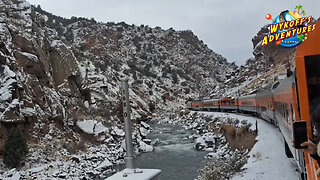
219,23,301,97
0,0,236,168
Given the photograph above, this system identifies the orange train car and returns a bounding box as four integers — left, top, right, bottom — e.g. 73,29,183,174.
189,100,203,110
238,94,257,113
272,73,304,175
219,97,238,111
256,89,275,124
202,99,220,111
187,20,320,179
294,20,320,180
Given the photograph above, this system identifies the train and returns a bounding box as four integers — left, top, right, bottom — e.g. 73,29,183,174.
187,20,320,180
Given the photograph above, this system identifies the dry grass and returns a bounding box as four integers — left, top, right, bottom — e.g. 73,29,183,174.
198,150,248,180
220,123,257,151
63,139,87,154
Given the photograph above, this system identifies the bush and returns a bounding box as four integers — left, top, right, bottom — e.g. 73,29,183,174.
197,150,248,180
172,71,179,84
3,128,28,168
148,102,156,112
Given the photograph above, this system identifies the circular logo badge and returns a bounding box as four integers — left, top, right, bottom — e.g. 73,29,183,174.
272,11,307,48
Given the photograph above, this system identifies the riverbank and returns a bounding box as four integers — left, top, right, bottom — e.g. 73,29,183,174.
160,111,256,179
112,110,256,179
0,111,300,179
182,111,299,180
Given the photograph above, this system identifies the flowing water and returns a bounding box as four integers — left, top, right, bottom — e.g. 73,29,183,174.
114,121,208,180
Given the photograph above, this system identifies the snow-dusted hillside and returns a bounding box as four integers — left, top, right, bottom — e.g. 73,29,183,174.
0,0,302,178
0,0,239,174
213,23,301,98
34,5,237,114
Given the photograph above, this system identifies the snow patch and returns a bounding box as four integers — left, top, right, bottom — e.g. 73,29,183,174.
138,140,154,152
76,120,108,135
21,52,38,62
95,159,112,171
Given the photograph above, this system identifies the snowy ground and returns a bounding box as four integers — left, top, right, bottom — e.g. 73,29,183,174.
0,111,300,179
198,112,299,180
0,121,154,179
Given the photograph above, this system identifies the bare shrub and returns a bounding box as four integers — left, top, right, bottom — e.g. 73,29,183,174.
197,150,248,180
63,139,87,154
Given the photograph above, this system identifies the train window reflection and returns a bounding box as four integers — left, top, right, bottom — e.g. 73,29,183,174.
305,55,320,137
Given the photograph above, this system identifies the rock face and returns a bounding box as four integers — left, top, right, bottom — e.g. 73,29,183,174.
0,0,236,155
252,25,296,65
216,23,302,98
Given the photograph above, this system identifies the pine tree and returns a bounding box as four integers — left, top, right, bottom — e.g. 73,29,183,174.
3,128,28,168
172,71,179,84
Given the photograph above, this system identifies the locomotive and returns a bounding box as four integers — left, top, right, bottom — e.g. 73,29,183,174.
187,20,320,180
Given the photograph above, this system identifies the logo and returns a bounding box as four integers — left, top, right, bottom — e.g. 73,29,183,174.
262,6,316,47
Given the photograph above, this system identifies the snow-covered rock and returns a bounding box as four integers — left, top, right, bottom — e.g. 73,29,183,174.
138,140,154,152
76,120,108,135
11,172,21,180
95,159,112,171
111,126,125,137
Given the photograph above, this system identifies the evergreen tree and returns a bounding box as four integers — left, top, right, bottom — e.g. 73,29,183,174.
148,102,155,112
172,71,179,84
3,128,28,168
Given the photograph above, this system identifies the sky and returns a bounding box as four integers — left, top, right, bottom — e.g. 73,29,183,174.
27,0,320,65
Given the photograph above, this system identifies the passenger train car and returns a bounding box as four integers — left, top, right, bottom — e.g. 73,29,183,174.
238,94,256,113
187,20,320,180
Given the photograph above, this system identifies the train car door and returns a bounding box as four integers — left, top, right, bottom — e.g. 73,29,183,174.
304,55,320,180
295,20,320,180
296,54,320,180
305,55,320,138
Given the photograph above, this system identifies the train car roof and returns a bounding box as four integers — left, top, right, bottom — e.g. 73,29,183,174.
238,94,256,100
220,97,235,101
296,20,320,57
272,74,295,93
203,98,220,102
256,88,272,97
190,99,202,102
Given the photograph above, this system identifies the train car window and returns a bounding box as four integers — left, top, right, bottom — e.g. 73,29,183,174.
272,81,280,89
291,104,294,122
286,104,289,123
305,55,320,137
284,103,286,117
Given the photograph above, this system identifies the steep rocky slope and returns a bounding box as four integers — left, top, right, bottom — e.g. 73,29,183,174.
218,24,301,97
35,5,237,106
0,0,237,173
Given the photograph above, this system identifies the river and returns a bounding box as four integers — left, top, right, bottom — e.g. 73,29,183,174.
114,121,208,180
